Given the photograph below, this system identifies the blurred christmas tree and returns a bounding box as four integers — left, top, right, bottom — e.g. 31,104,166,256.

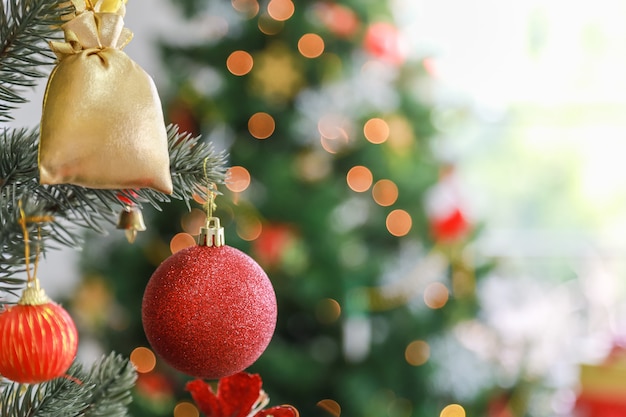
75,1,496,417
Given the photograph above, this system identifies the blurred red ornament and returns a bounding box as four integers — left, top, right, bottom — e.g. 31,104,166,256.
135,372,174,400
168,98,200,136
0,284,78,383
487,394,516,417
314,2,359,38
425,169,471,242
187,372,299,417
252,223,296,269
576,399,626,417
575,343,626,417
430,208,470,242
363,22,406,65
142,243,277,379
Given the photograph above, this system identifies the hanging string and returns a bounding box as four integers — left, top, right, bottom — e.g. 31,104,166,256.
17,200,32,284
203,157,218,221
197,158,225,247
17,200,54,287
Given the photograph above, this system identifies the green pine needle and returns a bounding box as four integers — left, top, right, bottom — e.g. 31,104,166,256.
0,352,137,417
0,0,71,121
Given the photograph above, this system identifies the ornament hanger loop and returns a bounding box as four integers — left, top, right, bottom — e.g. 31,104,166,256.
197,158,224,247
18,201,53,285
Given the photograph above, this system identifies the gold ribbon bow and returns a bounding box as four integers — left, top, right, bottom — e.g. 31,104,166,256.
50,0,132,59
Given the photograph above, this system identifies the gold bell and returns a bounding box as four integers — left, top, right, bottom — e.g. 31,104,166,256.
116,205,146,243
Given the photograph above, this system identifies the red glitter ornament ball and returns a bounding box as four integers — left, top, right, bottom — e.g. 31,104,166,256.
0,297,78,383
142,244,277,379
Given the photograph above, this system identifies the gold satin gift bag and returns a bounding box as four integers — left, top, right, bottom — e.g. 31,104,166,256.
39,0,173,194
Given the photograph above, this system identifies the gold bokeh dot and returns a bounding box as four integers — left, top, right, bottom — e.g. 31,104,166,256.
440,404,466,417
346,165,373,192
386,209,412,236
315,298,341,324
372,179,398,206
174,401,200,417
227,50,254,76
170,233,196,254
226,166,251,193
231,0,259,17
424,282,449,309
267,0,294,21
181,208,207,235
258,13,284,34
298,33,325,58
130,347,156,373
192,192,206,205
364,118,390,144
317,399,341,417
405,340,430,366
248,112,275,139
237,216,263,241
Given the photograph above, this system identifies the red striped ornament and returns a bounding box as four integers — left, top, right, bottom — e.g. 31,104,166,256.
0,284,78,384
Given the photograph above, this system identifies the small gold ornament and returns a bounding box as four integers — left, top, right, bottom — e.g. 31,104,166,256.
116,205,147,243
39,0,172,194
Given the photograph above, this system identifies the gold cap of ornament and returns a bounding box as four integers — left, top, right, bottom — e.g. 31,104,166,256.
197,217,225,247
197,163,224,247
18,279,50,306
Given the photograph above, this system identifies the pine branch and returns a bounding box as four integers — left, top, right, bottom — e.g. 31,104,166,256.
0,124,228,287
0,352,137,417
0,0,71,121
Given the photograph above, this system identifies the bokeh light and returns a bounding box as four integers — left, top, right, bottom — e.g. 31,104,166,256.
386,209,412,236
363,118,390,144
372,179,398,206
295,150,332,182
346,165,373,192
389,398,413,417
170,233,196,254
231,0,259,18
405,340,430,366
315,298,341,324
226,50,254,76
236,215,263,241
174,401,200,417
387,115,415,152
317,399,341,417
181,208,207,235
226,166,251,193
258,13,284,34
424,282,449,309
440,404,466,417
192,191,206,205
267,0,294,21
318,114,351,154
130,347,156,373
298,33,325,58
248,112,275,139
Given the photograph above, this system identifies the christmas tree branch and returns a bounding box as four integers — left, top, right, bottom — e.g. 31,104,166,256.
0,352,137,417
0,0,70,121
0,124,227,288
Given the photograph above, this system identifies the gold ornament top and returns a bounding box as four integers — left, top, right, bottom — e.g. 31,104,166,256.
197,217,225,248
18,279,51,306
50,0,132,59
